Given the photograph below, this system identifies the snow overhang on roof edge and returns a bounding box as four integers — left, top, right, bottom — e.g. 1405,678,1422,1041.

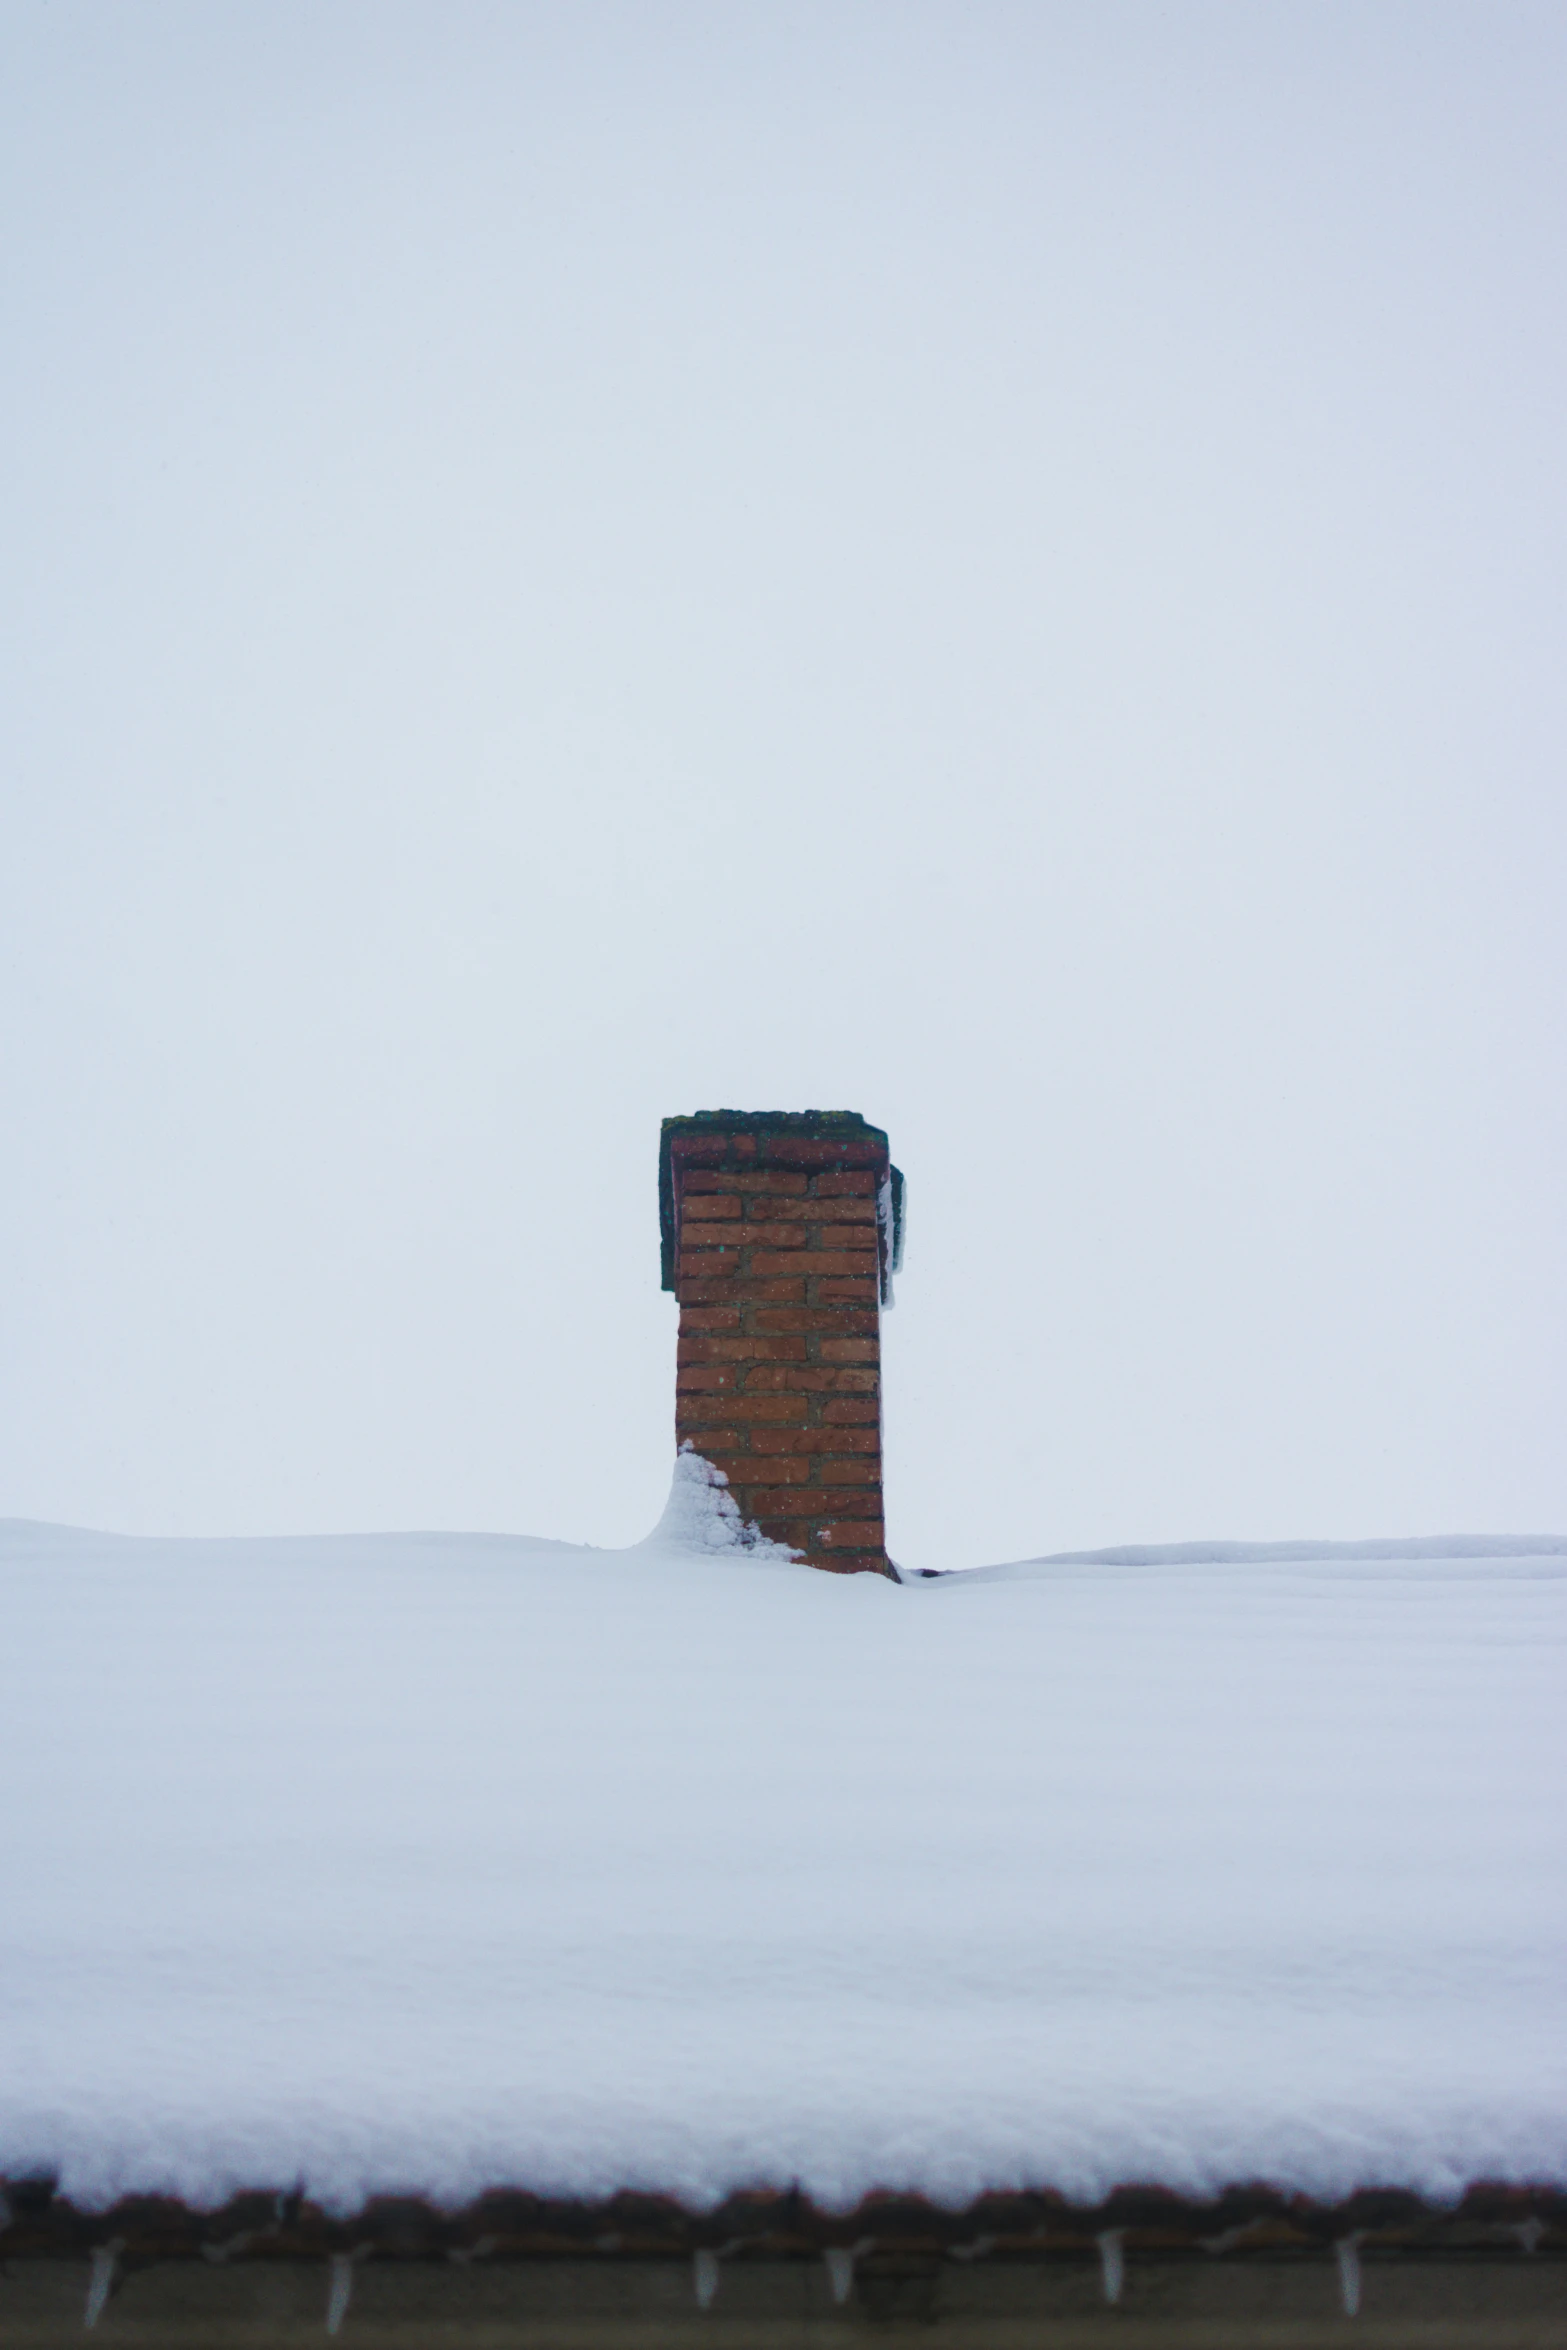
5,2179,1562,2256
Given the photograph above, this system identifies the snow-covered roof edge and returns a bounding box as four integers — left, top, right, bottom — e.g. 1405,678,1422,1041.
953,1533,1567,1583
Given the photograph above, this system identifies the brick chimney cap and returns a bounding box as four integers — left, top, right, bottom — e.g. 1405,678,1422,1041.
662,1108,889,1142
659,1112,903,1297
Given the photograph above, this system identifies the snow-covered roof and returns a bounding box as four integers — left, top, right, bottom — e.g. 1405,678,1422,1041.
4,1468,1564,2217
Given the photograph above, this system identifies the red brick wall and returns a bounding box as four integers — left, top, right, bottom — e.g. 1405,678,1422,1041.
663,1115,896,1577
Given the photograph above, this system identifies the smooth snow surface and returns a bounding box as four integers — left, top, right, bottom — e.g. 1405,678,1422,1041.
3,1475,1565,2214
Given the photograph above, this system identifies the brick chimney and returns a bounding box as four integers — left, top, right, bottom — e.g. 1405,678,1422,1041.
660,1112,905,1576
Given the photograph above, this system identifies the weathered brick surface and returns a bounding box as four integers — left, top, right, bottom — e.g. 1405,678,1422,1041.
754,1137,885,1168
744,1486,882,1518
675,1365,741,1393
741,1366,878,1394
677,1393,809,1427
751,1249,877,1280
677,1276,807,1305
683,1437,742,1463
759,1195,878,1223
677,1334,810,1364
675,1135,759,1165
682,1169,810,1196
752,1307,879,1335
676,1249,744,1278
721,1460,814,1490
749,1426,880,1456
663,1112,899,1577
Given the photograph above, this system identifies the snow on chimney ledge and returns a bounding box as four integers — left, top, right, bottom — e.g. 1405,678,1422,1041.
660,1112,905,1576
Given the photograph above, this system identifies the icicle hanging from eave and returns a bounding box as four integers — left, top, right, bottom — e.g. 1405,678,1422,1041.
83,2240,124,2328
824,2236,877,2304
1335,2232,1367,2317
325,2244,374,2335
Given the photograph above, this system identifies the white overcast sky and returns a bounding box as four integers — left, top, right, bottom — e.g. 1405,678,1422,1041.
3,2,1563,1569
